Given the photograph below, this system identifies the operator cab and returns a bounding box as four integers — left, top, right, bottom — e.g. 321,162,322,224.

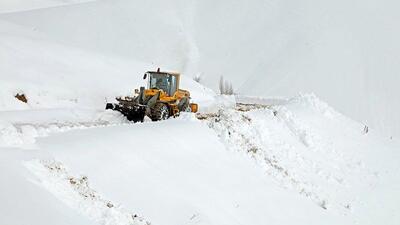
143,71,180,96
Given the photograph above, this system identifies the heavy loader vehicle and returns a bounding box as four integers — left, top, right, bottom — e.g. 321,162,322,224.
106,69,198,122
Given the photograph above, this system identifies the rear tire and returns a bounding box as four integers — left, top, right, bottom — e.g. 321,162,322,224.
151,103,170,121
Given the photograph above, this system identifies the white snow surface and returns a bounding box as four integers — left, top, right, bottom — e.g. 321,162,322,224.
0,19,217,112
0,0,95,13
204,94,400,225
0,2,400,225
1,93,400,225
0,0,399,136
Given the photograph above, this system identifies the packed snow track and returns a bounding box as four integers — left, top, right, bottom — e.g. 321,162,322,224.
1,2,399,224
1,94,400,225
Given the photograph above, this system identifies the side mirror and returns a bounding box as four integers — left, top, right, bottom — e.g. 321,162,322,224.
134,89,139,94
143,73,147,79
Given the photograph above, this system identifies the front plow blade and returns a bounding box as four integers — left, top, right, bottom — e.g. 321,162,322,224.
106,102,146,123
124,105,146,123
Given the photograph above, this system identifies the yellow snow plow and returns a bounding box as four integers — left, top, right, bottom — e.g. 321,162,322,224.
106,69,198,122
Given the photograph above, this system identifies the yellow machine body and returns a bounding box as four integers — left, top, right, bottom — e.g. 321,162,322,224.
142,71,198,117
107,69,198,122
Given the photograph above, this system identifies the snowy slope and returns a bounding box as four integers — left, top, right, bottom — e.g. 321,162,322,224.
0,20,216,111
0,149,96,225
28,115,343,225
1,0,399,137
203,94,400,225
1,96,399,225
0,0,192,71
0,2,400,225
0,0,95,13
192,0,400,138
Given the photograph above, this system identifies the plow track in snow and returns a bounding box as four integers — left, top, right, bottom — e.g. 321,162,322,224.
0,120,131,148
197,105,329,209
25,159,151,225
197,102,369,214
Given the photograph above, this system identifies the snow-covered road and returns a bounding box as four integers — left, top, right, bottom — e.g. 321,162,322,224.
1,108,337,225
1,95,399,225
1,2,399,224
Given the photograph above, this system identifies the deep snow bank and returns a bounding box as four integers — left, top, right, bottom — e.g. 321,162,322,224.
28,114,343,225
1,93,399,225
201,93,400,225
1,94,398,225
0,149,96,225
2,0,399,136
0,2,399,224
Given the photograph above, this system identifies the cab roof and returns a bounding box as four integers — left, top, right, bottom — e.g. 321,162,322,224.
146,70,180,76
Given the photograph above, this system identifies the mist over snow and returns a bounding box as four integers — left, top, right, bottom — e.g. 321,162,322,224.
1,1,400,225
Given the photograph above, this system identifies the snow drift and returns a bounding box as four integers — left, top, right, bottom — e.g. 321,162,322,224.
0,0,399,136
0,1,400,225
202,94,400,225
1,94,399,225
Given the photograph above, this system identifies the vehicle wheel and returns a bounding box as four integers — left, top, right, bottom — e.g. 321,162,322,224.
151,103,170,121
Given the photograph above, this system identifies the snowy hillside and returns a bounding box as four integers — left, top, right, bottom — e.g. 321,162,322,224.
1,94,399,225
0,20,216,111
0,0,95,13
1,1,400,225
0,0,399,136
